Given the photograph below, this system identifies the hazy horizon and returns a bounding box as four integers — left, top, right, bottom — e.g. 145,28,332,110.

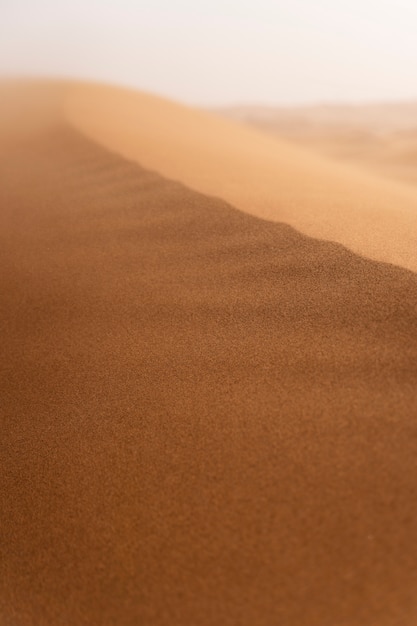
2,0,417,106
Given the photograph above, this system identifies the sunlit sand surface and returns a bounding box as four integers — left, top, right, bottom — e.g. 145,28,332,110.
220,102,417,186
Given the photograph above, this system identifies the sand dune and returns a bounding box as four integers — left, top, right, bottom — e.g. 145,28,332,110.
2,80,417,271
1,81,417,626
67,83,417,273
219,102,417,187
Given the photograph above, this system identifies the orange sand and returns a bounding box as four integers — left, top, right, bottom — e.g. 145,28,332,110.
2,80,417,271
1,81,417,626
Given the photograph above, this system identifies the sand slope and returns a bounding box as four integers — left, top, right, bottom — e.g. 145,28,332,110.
1,82,417,626
64,83,417,272
219,102,417,186
2,80,417,271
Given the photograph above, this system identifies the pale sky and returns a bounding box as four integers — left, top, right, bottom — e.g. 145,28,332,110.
1,0,417,105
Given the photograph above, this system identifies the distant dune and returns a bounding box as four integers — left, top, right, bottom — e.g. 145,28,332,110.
1,80,417,626
218,102,417,186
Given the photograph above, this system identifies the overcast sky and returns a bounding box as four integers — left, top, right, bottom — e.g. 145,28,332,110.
1,0,417,105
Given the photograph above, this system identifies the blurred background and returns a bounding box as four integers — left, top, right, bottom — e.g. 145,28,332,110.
2,0,417,184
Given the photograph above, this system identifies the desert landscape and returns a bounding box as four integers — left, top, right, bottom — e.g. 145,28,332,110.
1,79,417,626
219,101,417,187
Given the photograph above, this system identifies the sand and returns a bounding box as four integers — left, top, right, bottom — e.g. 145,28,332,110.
1,81,417,626
3,80,417,271
219,102,417,187
65,82,417,273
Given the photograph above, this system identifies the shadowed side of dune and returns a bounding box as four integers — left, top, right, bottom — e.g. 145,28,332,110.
1,126,417,626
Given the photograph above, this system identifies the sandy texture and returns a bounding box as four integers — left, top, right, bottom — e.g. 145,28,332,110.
2,80,417,271
64,82,417,273
1,110,417,626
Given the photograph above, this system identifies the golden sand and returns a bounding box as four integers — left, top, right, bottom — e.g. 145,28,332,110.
1,81,417,625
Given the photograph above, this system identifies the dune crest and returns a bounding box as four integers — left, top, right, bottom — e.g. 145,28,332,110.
2,79,417,272
64,81,417,273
